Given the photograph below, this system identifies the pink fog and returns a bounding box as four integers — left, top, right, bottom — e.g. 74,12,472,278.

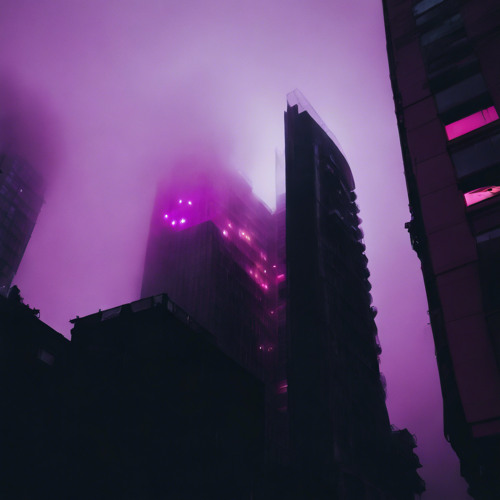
0,1,471,497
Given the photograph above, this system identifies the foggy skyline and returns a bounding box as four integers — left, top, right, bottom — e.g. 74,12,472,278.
1,1,470,497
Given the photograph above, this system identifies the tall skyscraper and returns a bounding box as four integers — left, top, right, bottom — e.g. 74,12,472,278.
383,1,500,497
284,90,423,498
141,162,278,380
0,154,44,295
141,94,423,498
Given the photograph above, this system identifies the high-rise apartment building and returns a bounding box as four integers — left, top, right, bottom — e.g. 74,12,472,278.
141,162,278,380
0,154,44,295
141,94,423,498
284,90,423,498
383,1,500,497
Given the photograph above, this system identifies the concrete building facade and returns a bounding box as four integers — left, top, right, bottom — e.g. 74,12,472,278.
383,1,500,496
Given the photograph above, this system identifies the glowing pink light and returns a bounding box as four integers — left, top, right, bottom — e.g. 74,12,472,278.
278,381,288,394
272,265,277,269
445,106,499,140
228,223,232,228
164,214,169,219
180,218,186,224
188,201,192,205
171,220,177,226
238,229,252,242
464,186,500,206
277,273,285,282
222,229,228,237
178,199,183,204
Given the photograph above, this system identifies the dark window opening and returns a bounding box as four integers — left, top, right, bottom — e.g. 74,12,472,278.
414,0,460,28
426,43,475,78
427,56,480,94
435,73,488,113
457,164,500,195
413,0,444,17
420,13,463,46
422,28,468,66
451,133,500,179
476,227,500,311
37,349,55,366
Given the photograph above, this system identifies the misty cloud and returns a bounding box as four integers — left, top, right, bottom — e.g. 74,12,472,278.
0,1,471,497
0,73,61,183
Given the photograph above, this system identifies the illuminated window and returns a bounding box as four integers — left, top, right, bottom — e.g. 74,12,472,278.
277,381,288,394
464,186,500,207
446,107,499,140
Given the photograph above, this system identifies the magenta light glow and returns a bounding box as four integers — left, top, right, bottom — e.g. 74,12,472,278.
238,229,251,241
445,106,499,140
464,186,500,206
277,381,288,393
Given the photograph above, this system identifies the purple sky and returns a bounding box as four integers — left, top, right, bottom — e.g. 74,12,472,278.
1,1,471,497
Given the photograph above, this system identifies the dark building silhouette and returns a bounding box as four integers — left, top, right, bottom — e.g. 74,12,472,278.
284,90,423,498
68,294,265,500
140,92,424,498
383,0,500,497
0,290,69,499
1,290,264,499
0,154,44,295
